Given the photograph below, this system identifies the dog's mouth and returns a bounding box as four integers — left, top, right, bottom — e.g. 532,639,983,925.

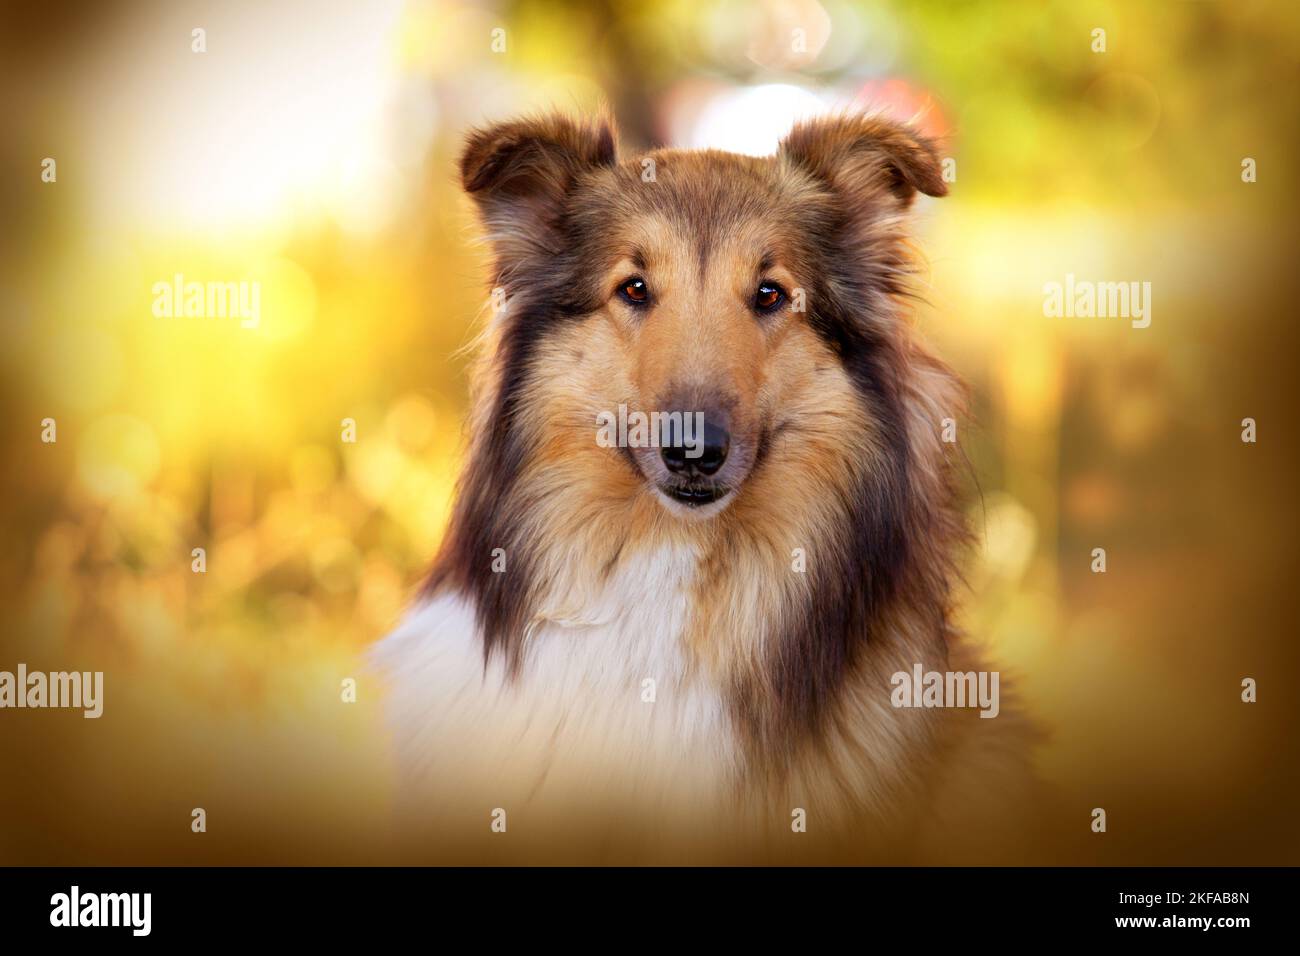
660,482,730,507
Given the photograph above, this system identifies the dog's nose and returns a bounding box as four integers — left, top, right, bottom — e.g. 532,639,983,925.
662,418,729,476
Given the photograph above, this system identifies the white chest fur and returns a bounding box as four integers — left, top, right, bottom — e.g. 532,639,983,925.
370,544,741,820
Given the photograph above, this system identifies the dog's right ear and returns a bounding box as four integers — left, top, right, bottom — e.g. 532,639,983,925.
459,113,618,254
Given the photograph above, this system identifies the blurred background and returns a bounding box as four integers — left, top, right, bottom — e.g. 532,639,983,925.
0,0,1297,864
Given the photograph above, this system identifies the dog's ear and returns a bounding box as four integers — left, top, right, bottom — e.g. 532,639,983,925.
779,114,946,209
459,113,618,247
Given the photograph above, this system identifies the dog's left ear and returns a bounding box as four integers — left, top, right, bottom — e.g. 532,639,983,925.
779,114,947,210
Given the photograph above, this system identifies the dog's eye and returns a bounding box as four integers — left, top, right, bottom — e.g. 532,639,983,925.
754,281,785,313
618,277,650,306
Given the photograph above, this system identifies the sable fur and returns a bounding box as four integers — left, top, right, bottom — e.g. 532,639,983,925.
373,110,1037,860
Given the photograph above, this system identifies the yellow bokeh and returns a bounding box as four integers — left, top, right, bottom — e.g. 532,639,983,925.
2,0,1297,864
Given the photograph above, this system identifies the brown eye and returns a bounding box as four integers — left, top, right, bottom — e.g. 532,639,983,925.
619,277,649,305
755,281,785,313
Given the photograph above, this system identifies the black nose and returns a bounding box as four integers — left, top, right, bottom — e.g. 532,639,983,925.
662,418,729,477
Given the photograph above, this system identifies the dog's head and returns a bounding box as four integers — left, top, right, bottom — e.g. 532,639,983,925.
434,111,965,738
457,111,948,522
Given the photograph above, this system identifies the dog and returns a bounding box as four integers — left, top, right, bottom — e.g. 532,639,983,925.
372,111,1038,862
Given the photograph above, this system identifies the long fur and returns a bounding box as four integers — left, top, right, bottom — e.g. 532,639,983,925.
371,111,1036,861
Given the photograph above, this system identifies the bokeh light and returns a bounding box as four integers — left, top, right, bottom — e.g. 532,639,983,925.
1,0,1297,864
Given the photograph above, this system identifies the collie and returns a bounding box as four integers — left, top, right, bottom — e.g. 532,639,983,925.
372,111,1036,861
